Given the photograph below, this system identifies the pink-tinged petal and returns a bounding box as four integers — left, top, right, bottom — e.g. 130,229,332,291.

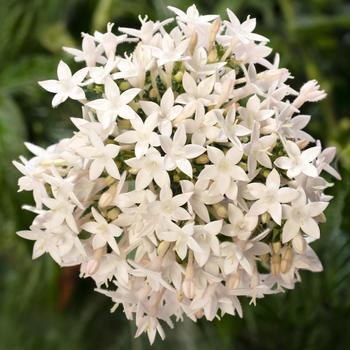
89,159,104,180
116,130,138,144
302,146,321,162
307,202,328,217
282,219,300,243
176,158,193,177
57,60,72,80
38,80,61,93
268,201,282,225
277,187,299,203
184,144,205,158
117,105,138,119
302,163,318,177
301,218,320,239
266,169,280,190
274,156,292,170
105,159,120,179
230,165,249,181
182,72,197,95
52,93,67,107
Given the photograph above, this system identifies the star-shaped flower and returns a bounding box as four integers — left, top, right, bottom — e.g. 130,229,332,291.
282,190,328,243
86,77,141,123
274,140,320,178
160,124,205,178
39,61,88,107
246,168,299,224
116,113,160,158
82,207,123,254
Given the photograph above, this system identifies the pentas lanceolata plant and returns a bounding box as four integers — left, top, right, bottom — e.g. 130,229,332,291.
14,5,340,344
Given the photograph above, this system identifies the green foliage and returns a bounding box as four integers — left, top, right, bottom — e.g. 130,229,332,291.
0,0,349,349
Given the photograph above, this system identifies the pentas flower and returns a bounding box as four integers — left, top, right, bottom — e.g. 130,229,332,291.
246,169,299,225
39,61,87,107
14,4,339,345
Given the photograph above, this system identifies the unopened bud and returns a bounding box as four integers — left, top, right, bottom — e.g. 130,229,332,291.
271,254,281,275
118,119,132,129
195,154,209,164
99,184,117,208
272,241,281,254
213,203,227,219
149,88,158,99
280,247,293,273
157,241,170,257
119,81,131,91
227,271,240,289
195,310,204,319
174,70,183,83
292,234,306,254
208,48,218,63
182,278,195,299
128,167,139,175
188,32,198,55
107,207,120,221
261,212,271,224
209,18,221,49
296,139,309,150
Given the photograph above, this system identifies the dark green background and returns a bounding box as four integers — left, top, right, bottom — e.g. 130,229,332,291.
0,0,349,349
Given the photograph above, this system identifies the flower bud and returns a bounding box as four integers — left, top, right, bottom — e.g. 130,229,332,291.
213,203,227,219
107,207,120,221
174,70,183,83
99,184,117,208
195,154,209,164
261,212,270,224
280,247,293,273
272,241,281,254
292,234,306,254
227,271,240,289
271,254,281,275
182,278,195,299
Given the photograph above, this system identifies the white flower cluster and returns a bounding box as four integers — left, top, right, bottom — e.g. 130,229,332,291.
14,5,340,344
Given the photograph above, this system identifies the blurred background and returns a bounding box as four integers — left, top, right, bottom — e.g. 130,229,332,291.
0,0,349,349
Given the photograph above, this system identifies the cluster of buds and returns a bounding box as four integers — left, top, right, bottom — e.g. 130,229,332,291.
14,5,340,344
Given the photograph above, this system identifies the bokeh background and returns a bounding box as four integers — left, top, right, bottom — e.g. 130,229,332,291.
0,0,350,349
